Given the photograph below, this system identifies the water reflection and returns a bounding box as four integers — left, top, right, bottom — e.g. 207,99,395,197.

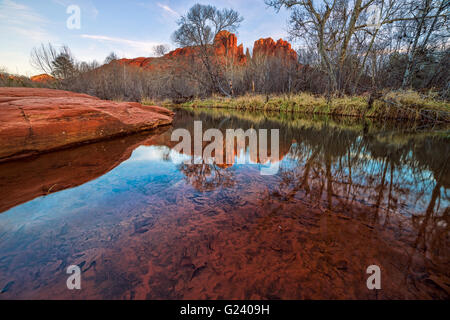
0,126,171,213
0,108,448,299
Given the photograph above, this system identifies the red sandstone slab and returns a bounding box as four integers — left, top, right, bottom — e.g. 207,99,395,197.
0,87,174,161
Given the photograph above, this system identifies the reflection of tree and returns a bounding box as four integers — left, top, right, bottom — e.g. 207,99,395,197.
269,123,448,244
412,183,443,251
178,161,235,192
173,108,449,257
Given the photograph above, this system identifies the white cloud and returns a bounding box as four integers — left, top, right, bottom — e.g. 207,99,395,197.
0,0,47,23
51,0,70,6
0,0,57,75
52,0,99,19
139,2,179,17
0,0,54,42
156,2,179,17
80,34,163,57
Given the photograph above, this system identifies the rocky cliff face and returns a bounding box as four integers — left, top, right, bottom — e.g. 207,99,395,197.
114,31,297,70
213,30,247,65
253,38,298,62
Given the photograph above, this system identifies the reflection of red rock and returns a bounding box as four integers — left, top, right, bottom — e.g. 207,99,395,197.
0,88,174,162
0,128,169,213
152,127,291,166
30,74,56,83
115,31,297,70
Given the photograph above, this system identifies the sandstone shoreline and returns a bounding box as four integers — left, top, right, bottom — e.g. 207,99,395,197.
0,88,174,162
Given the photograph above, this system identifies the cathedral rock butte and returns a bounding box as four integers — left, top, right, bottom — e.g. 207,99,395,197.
28,32,299,84
114,31,299,71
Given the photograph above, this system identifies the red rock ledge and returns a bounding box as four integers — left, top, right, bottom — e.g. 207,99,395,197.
0,88,174,162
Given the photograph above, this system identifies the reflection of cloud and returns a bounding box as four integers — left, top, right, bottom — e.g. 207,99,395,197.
129,143,282,171
131,146,191,164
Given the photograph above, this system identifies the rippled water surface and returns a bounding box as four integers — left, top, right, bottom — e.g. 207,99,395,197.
0,108,448,299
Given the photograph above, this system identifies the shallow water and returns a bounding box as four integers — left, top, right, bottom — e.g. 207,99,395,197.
0,108,448,299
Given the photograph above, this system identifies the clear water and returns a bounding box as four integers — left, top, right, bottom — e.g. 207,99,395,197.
0,108,448,299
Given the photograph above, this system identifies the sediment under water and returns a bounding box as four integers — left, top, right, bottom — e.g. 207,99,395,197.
0,108,448,299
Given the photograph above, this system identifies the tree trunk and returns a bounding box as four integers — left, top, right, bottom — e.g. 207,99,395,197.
402,0,432,89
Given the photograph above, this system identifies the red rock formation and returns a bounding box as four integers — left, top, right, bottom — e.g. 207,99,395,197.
118,47,199,72
253,37,298,62
166,46,199,59
115,31,297,71
213,30,247,65
0,88,174,162
0,74,30,86
117,57,157,69
30,74,56,83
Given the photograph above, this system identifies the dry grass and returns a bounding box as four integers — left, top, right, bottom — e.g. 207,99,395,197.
173,90,449,122
141,97,172,107
369,90,449,121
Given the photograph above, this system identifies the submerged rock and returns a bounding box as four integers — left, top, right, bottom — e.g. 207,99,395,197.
0,87,174,162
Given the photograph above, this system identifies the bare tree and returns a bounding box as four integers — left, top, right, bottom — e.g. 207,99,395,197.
266,1,411,93
30,44,76,79
267,0,449,96
153,44,170,57
400,0,449,88
30,43,59,75
104,52,119,64
172,3,243,97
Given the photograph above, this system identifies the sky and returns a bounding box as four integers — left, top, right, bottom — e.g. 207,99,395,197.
0,0,292,76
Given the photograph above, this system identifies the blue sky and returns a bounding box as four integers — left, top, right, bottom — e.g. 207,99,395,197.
0,0,292,76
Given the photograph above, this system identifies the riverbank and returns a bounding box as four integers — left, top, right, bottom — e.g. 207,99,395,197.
148,90,449,123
